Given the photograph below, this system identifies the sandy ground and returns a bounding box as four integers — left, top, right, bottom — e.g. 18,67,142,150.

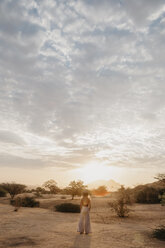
0,197,165,248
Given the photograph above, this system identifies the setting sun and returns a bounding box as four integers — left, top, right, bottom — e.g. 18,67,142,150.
74,161,117,184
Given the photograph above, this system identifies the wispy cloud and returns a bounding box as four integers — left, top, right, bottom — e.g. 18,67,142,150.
0,0,165,177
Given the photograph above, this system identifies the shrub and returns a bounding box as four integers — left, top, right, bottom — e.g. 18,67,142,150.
159,192,165,206
135,187,160,204
152,225,165,241
55,203,80,213
92,185,108,196
109,199,130,217
34,192,43,198
11,197,22,211
11,196,40,208
0,187,7,197
108,186,131,217
60,196,66,199
21,197,40,207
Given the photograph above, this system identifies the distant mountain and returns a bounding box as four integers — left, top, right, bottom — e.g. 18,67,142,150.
88,179,121,192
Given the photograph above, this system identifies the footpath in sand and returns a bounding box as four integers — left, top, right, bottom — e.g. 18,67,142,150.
0,203,165,248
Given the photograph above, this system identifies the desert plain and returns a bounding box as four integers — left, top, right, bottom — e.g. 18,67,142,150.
0,195,165,248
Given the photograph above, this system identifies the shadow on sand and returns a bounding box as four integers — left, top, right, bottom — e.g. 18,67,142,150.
72,233,91,248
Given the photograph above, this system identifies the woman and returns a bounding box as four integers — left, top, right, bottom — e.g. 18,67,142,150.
77,190,92,234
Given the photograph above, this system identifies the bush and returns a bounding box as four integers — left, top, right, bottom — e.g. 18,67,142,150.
159,192,165,206
34,192,43,198
92,185,108,196
135,187,160,204
60,196,66,199
108,186,131,217
11,196,40,208
153,225,165,241
0,187,7,197
21,197,40,207
109,199,130,217
11,197,22,211
55,203,80,213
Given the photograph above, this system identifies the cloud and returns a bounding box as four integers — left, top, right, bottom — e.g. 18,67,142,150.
0,0,165,174
0,130,25,145
123,0,165,26
0,153,47,169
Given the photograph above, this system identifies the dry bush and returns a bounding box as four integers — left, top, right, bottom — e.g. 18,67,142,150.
159,192,165,206
92,186,108,196
152,225,165,241
61,196,66,199
0,187,7,197
55,203,80,213
108,186,132,217
11,196,40,210
131,174,165,204
134,186,160,204
108,199,130,217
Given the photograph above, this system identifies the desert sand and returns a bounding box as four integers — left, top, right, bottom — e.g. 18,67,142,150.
0,196,165,248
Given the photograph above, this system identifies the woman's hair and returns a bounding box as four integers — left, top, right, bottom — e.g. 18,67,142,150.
83,190,89,197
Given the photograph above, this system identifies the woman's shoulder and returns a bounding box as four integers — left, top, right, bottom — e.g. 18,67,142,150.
81,195,91,201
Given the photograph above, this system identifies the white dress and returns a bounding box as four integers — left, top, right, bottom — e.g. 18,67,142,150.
77,202,92,234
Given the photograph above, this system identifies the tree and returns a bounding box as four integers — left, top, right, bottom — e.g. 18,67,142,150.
36,187,47,194
0,183,26,199
92,185,108,196
155,174,165,185
65,180,87,200
154,173,165,205
43,179,60,194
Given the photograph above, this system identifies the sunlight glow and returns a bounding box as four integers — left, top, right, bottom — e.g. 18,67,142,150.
74,161,117,184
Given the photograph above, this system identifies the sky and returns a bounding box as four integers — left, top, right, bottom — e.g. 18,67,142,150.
0,0,165,188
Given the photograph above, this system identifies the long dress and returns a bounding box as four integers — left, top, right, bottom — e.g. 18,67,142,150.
77,198,92,234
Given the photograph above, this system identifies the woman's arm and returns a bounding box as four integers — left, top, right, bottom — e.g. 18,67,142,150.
88,198,91,210
80,198,83,210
